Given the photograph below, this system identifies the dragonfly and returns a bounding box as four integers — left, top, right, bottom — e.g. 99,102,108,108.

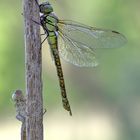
34,0,126,116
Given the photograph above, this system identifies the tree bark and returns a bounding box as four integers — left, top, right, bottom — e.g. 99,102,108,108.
23,0,43,140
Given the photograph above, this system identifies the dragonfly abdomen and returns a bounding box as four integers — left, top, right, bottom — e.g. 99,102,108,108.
49,35,72,116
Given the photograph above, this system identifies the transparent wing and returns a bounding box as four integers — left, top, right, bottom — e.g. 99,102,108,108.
57,20,127,67
58,20,127,49
58,30,98,67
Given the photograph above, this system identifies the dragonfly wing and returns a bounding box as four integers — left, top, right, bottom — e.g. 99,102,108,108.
58,20,127,49
58,30,98,67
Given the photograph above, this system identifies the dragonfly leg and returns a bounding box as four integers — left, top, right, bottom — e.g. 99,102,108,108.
34,0,40,7
41,30,49,44
43,109,47,115
41,36,48,45
41,32,46,36
32,19,41,26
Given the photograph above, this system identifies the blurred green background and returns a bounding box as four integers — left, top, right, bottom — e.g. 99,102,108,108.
0,0,140,140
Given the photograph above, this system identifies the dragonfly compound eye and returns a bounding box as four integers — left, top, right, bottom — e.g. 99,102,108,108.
39,2,53,14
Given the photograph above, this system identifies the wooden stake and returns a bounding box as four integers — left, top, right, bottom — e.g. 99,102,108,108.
23,0,43,139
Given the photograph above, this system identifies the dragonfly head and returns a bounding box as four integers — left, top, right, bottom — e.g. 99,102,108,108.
39,2,53,14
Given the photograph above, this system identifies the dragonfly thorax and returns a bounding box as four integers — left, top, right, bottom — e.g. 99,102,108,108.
46,13,58,24
41,13,58,32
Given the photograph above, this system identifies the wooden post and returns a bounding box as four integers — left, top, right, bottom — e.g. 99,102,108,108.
23,0,43,140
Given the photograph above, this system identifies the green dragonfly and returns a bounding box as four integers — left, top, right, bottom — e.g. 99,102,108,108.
35,0,126,116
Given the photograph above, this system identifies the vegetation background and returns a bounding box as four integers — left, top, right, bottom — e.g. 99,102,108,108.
0,0,140,140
